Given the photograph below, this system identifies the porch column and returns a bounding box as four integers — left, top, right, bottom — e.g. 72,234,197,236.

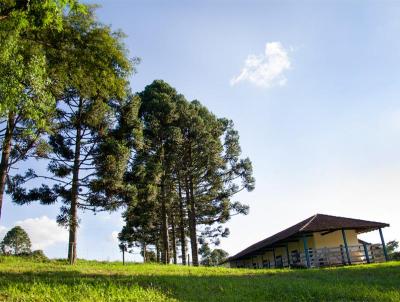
362,243,370,264
286,244,291,268
341,229,352,265
272,248,276,268
302,235,311,268
378,228,388,261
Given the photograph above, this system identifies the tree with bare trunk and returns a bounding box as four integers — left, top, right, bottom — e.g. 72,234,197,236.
7,6,135,264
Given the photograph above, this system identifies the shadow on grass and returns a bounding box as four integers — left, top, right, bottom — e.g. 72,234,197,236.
0,264,399,301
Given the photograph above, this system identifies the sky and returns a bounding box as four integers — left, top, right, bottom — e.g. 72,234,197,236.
1,0,400,261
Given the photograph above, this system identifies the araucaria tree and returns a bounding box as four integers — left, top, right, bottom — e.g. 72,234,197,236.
8,6,135,264
0,226,31,255
120,80,255,266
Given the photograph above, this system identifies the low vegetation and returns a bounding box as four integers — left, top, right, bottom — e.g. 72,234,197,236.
0,256,399,301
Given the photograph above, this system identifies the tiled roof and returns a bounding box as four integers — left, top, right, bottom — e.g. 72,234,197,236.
228,214,389,261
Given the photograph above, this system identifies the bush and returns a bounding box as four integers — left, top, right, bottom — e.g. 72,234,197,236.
391,252,400,261
16,250,49,262
30,250,49,262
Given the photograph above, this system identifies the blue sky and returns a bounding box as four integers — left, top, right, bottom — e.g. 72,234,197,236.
1,0,400,261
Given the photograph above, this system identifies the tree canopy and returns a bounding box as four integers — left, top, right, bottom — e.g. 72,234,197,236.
1,226,31,255
199,242,229,266
119,80,255,265
6,4,137,264
1,1,255,266
0,0,86,221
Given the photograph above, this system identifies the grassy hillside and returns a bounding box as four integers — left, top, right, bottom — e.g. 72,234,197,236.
0,257,399,301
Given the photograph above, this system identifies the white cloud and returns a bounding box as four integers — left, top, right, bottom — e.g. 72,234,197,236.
16,216,68,250
230,42,291,88
109,231,119,244
0,225,7,240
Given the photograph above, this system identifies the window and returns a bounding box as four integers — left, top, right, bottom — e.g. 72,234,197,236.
291,250,300,264
275,255,283,268
262,259,270,268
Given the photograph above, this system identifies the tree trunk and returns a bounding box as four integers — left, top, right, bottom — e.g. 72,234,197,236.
0,112,15,222
122,248,125,265
68,99,82,265
171,212,177,264
160,180,169,264
143,242,147,263
178,180,186,265
188,175,199,266
185,175,199,266
156,242,160,263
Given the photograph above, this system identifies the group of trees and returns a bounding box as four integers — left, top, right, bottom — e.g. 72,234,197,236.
1,225,48,260
1,0,137,264
118,81,255,266
199,242,229,266
1,1,254,266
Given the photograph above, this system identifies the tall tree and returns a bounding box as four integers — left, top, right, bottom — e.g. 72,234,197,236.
0,226,31,255
175,101,254,266
8,7,135,264
0,0,84,222
119,80,255,266
134,81,184,264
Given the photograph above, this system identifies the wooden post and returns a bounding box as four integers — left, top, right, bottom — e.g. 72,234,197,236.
363,243,370,264
379,228,388,261
272,248,276,268
286,244,290,268
341,229,351,265
302,235,311,268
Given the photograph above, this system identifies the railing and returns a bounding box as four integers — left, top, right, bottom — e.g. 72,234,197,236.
238,244,386,269
296,244,386,268
252,244,386,269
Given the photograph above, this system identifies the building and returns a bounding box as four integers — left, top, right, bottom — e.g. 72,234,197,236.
226,214,389,269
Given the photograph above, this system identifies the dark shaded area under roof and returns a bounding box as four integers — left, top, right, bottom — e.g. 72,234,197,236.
228,214,389,262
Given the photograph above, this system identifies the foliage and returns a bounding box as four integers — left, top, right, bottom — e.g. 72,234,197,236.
0,0,86,222
387,240,399,254
0,226,31,255
0,257,399,301
7,6,137,264
141,250,157,262
387,240,400,261
199,242,229,266
30,249,49,262
120,80,255,266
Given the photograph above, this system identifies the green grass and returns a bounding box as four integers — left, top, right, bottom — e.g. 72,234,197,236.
0,257,399,301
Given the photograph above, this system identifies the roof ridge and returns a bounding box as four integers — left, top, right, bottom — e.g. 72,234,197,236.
299,213,318,231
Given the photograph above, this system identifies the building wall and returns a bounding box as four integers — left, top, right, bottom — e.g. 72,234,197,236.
313,230,358,248
230,229,360,268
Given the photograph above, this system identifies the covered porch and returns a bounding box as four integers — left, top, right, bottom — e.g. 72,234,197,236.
228,214,390,269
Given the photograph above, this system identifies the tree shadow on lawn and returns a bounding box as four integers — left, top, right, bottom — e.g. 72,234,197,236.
0,265,399,302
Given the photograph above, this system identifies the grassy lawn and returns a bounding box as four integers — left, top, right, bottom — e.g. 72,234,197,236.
0,256,399,301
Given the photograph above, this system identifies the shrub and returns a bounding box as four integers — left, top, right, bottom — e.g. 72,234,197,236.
30,250,49,262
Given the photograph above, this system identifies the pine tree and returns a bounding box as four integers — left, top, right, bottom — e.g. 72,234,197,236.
8,7,134,264
119,80,255,266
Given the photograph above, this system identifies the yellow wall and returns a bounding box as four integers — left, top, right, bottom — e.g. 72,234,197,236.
231,230,360,268
313,230,358,248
